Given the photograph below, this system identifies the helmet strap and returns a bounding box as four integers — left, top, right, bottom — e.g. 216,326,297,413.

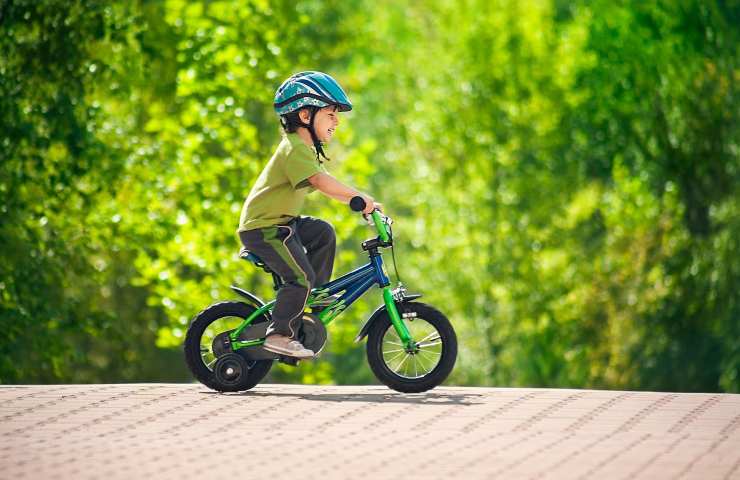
300,107,330,164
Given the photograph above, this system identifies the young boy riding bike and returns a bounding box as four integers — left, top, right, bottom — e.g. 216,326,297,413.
237,71,379,360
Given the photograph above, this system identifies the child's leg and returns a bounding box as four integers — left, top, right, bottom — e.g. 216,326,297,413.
293,216,336,286
239,223,316,339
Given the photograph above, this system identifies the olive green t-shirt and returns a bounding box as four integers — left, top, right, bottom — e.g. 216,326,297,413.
237,133,327,232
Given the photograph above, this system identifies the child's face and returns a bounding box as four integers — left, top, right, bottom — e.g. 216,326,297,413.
302,106,340,143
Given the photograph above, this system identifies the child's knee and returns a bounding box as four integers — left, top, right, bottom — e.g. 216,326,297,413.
318,220,336,244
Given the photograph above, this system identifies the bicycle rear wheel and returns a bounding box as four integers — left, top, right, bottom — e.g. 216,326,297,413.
184,301,273,392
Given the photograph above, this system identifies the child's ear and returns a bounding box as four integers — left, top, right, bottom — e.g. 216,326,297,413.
299,108,311,124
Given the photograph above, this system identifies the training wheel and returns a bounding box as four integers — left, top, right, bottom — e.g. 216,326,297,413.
213,353,249,391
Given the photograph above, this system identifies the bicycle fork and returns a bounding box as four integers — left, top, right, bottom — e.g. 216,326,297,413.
382,286,414,349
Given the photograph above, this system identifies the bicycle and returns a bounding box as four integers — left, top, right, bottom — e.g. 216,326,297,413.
184,196,457,393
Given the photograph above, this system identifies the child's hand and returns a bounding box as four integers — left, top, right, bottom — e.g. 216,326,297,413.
361,196,376,214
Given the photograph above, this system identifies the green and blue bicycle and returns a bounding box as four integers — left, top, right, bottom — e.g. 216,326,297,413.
184,196,457,393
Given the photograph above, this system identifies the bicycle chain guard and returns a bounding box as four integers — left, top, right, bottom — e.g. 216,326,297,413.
297,313,328,356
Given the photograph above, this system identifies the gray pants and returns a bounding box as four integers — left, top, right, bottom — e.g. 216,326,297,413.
238,216,336,339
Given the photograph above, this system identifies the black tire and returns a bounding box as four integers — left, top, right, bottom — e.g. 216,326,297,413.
366,302,457,393
184,301,273,392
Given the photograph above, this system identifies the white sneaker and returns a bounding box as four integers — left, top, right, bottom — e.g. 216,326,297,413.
263,334,314,359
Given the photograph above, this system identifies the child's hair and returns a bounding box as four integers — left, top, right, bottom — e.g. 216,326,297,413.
280,106,319,133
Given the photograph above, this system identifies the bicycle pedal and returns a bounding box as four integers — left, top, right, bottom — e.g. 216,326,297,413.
278,356,301,366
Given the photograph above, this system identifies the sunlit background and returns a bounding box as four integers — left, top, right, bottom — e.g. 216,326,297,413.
1,0,738,392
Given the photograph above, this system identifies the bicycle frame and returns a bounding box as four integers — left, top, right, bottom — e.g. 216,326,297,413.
229,243,413,351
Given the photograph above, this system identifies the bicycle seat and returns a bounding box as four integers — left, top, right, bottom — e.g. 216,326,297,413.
239,248,275,274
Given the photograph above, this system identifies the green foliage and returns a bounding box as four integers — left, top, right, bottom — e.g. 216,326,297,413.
1,0,738,392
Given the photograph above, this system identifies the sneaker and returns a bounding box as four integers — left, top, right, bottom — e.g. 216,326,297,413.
263,334,314,359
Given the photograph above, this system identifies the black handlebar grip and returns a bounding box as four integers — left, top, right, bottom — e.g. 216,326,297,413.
349,196,366,212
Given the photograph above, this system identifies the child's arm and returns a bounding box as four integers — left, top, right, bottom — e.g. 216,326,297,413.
308,172,378,213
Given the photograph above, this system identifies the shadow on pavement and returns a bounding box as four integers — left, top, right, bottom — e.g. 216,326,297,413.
206,390,485,405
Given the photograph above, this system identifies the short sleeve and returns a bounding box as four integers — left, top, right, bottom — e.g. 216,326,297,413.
284,146,323,189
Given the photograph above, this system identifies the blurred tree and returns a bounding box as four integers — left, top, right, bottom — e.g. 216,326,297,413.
1,0,737,392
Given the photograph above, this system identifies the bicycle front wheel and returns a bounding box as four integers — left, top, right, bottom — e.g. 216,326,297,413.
366,302,457,393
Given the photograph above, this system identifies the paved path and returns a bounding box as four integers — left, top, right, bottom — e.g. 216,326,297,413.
1,384,739,479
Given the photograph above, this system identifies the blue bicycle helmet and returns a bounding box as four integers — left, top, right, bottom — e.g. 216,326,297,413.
274,71,352,116
273,71,352,163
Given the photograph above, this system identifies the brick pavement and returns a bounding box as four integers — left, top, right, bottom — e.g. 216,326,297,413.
1,384,739,479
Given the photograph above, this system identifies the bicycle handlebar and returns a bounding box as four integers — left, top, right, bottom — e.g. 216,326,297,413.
349,196,367,213
349,196,391,243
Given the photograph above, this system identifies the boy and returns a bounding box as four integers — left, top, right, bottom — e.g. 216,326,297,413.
237,71,379,359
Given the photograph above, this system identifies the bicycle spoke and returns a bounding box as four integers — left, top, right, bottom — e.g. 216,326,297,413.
418,350,442,372
383,327,402,340
418,349,441,357
416,353,432,373
417,331,439,343
394,353,411,373
385,350,405,365
417,339,442,348
403,356,413,376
